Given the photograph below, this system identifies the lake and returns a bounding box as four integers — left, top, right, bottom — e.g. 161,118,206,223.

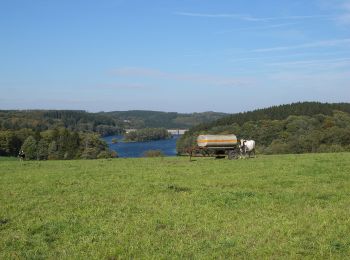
103,135,180,158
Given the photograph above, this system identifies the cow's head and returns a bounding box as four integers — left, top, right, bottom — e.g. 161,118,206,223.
240,139,246,147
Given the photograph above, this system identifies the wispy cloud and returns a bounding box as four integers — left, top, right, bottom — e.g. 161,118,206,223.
319,0,350,25
229,51,350,63
337,0,350,24
111,67,252,87
267,70,350,85
266,58,350,70
216,22,298,34
252,38,350,52
175,12,332,22
110,68,165,78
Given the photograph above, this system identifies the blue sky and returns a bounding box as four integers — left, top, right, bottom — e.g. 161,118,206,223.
1,0,349,113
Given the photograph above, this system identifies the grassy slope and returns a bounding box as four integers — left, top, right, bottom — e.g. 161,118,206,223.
1,153,350,259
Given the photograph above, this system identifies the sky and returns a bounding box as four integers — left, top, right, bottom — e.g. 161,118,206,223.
0,0,349,113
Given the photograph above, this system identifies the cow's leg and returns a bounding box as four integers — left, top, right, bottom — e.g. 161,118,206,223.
239,148,244,159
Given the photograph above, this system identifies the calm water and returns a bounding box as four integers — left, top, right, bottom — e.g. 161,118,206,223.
103,135,180,158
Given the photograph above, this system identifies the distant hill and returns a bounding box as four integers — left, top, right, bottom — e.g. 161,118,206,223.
188,102,350,133
177,102,350,154
0,109,227,135
0,110,123,136
100,110,227,129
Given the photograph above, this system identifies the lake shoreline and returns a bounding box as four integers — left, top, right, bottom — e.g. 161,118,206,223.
103,135,180,158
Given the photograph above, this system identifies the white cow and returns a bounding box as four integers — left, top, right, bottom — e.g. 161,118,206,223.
240,139,256,158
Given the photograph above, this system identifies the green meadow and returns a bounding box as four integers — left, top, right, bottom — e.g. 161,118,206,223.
1,153,350,259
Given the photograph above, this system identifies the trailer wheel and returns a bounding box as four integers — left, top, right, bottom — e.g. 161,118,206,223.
228,150,238,160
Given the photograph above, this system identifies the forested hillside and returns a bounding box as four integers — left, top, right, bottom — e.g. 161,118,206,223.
0,109,226,160
0,110,122,159
177,102,350,154
0,128,115,159
124,128,171,142
0,110,227,134
0,110,123,136
101,110,227,129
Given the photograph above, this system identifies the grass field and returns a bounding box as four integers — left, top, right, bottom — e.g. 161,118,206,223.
1,153,350,259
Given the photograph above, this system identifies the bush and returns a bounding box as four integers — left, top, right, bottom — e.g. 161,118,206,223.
21,136,37,160
266,140,290,154
97,151,116,159
110,150,118,158
81,147,99,159
318,144,345,153
48,141,59,160
37,139,49,160
143,150,164,157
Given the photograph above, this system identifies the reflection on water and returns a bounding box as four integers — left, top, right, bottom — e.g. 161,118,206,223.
103,135,180,158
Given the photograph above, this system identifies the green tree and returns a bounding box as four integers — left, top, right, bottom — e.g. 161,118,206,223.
37,139,49,160
266,140,289,154
0,131,22,156
21,136,37,160
80,133,111,159
81,147,99,159
48,141,59,160
124,128,171,142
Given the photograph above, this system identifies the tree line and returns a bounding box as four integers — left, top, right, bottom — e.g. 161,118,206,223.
177,102,350,155
188,102,350,133
100,110,227,129
0,110,124,137
0,109,227,135
0,128,116,160
124,128,171,142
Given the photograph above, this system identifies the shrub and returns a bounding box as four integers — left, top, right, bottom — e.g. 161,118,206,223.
37,139,49,160
81,147,99,159
48,141,59,160
266,140,290,154
21,136,37,160
110,150,118,158
143,150,164,157
97,151,116,159
318,144,345,153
